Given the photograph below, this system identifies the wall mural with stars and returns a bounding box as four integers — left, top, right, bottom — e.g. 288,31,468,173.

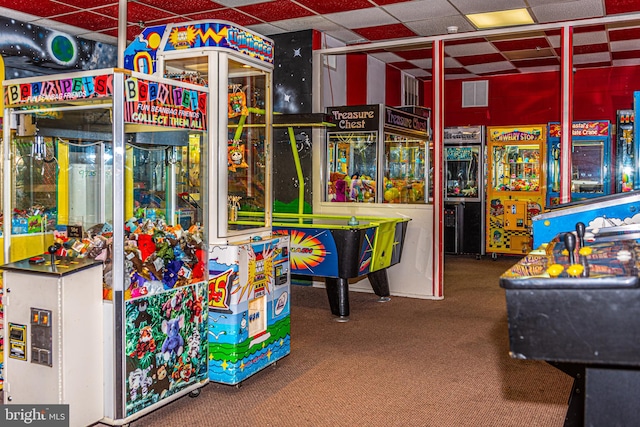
271,30,314,213
0,17,117,79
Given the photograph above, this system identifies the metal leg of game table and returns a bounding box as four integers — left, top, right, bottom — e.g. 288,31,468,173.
549,362,584,427
325,277,350,322
367,268,391,302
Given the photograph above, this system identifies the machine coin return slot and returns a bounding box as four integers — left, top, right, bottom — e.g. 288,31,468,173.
30,308,53,367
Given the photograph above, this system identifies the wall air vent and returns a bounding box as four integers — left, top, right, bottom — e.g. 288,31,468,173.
462,80,488,108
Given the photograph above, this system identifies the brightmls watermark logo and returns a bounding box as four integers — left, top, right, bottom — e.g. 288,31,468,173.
2,405,69,426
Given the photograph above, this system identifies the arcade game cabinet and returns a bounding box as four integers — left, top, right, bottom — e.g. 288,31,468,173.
443,126,485,257
546,121,612,207
486,125,546,258
124,21,291,386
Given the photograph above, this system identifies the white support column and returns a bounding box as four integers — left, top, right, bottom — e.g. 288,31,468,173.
432,40,444,298
560,25,574,204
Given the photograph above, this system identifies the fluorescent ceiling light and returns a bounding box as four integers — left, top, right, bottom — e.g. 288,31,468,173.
466,8,534,29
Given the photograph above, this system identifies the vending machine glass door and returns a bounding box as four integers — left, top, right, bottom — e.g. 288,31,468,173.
571,140,604,194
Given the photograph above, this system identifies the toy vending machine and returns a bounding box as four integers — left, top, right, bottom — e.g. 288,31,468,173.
546,121,612,206
443,126,485,257
208,236,290,385
486,125,546,258
616,109,635,193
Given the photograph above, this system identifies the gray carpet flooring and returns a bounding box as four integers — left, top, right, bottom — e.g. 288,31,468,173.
103,255,573,427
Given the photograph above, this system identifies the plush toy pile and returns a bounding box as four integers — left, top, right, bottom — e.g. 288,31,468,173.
52,217,205,300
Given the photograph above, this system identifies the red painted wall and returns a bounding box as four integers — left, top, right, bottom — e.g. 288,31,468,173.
346,54,368,105
385,64,402,107
422,65,640,126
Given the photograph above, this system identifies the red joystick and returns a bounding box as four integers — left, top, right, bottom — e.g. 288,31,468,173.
564,232,576,265
575,222,586,248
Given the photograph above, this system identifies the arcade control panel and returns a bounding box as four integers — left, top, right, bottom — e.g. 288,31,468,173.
501,221,640,285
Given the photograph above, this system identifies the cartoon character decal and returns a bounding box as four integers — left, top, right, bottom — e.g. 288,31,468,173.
124,284,207,416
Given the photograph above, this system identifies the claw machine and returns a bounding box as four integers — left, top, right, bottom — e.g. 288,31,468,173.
443,126,485,256
546,121,612,207
3,69,210,424
616,108,635,193
123,21,291,385
486,125,546,257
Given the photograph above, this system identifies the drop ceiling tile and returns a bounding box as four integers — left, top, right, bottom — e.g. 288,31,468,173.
444,67,468,73
574,24,606,33
294,0,373,15
575,61,611,68
383,0,458,22
445,73,476,80
388,61,417,69
186,8,261,26
246,22,287,35
573,30,608,45
456,53,506,66
270,16,342,32
573,51,611,63
604,0,640,14
465,61,516,74
609,26,640,41
404,68,431,77
396,48,432,60
239,0,314,21
574,43,608,54
90,4,173,26
502,47,555,60
139,0,223,15
478,68,519,77
55,11,117,31
512,57,560,68
448,0,527,15
405,15,475,37
323,28,364,44
214,0,270,6
409,58,432,68
373,0,413,4
491,37,551,51
324,7,399,28
610,39,640,52
613,58,640,67
444,57,462,68
446,37,487,46
0,1,78,17
612,49,640,60
532,0,604,23
519,65,560,74
445,41,498,57
369,51,405,62
353,23,417,41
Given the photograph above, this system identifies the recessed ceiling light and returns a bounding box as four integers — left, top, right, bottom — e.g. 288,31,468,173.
466,8,534,30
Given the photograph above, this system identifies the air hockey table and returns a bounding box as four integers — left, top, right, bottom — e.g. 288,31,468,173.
272,213,409,321
500,223,640,426
236,212,409,321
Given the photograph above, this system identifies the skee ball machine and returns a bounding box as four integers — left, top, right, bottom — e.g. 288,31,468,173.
3,69,210,425
486,125,546,258
124,21,291,385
